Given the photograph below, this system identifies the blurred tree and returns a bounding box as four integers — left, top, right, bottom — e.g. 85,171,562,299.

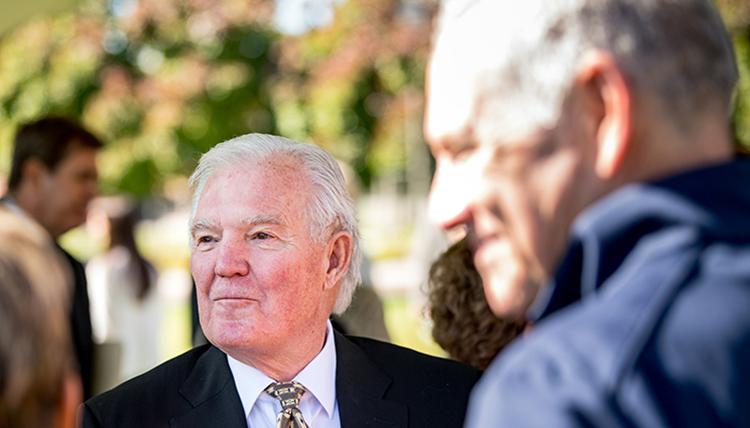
0,0,747,200
0,0,283,198
269,0,436,190
715,0,750,153
0,0,438,199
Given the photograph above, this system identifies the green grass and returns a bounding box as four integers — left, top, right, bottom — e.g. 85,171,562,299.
159,300,192,361
382,295,446,358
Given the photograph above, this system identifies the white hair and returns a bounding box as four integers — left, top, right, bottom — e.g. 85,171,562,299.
437,0,738,138
188,133,363,315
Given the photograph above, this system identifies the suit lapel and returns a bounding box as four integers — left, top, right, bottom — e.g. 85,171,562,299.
168,335,410,428
335,332,408,428
170,346,247,428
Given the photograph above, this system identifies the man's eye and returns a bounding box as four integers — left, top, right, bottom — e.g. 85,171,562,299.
197,236,214,244
255,232,270,240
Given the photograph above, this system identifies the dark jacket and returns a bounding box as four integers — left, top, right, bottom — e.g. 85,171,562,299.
59,246,94,400
465,160,750,427
83,331,480,427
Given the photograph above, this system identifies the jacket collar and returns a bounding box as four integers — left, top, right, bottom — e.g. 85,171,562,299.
334,331,408,428
170,334,410,428
171,346,248,428
529,159,750,321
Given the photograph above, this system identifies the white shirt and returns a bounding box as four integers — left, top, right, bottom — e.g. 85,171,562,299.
228,320,341,428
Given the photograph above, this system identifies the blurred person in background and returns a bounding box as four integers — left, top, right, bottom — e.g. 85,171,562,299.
1,116,102,399
426,237,526,371
86,195,161,391
0,206,82,428
425,0,750,426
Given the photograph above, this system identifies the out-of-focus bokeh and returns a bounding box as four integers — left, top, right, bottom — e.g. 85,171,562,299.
0,0,748,367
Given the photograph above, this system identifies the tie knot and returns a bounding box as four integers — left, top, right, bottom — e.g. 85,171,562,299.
265,381,306,410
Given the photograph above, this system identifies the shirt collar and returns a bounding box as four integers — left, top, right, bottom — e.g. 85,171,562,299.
227,319,338,419
0,194,45,240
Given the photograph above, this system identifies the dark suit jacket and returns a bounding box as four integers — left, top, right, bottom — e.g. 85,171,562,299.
59,246,94,400
83,332,481,427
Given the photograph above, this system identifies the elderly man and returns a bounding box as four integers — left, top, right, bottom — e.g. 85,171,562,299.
425,0,750,427
82,133,479,428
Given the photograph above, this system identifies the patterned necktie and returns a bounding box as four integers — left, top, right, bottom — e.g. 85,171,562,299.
265,381,310,428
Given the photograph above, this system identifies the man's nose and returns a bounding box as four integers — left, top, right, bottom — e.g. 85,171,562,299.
428,161,474,231
214,235,250,277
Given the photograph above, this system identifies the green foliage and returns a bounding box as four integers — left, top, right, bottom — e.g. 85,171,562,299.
0,0,436,199
119,158,158,196
733,32,750,152
0,0,748,199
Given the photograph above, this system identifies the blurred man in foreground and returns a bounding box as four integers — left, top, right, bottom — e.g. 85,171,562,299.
425,0,750,426
2,116,102,399
0,207,82,428
83,133,479,427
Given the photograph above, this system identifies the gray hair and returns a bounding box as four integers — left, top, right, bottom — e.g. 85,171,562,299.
437,0,738,138
188,133,362,315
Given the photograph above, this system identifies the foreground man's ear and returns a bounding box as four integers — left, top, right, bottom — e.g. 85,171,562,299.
324,231,353,291
576,50,632,180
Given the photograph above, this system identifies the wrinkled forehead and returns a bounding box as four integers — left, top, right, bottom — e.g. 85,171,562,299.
194,155,307,212
217,156,307,194
426,0,547,142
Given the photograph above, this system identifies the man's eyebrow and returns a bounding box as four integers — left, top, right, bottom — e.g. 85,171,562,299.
189,215,287,237
241,214,286,228
190,220,216,236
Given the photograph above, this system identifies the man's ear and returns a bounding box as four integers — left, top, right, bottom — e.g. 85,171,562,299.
54,373,82,428
576,50,632,179
324,231,353,291
21,158,49,189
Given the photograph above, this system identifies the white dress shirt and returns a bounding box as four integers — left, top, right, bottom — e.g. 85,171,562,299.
228,320,341,428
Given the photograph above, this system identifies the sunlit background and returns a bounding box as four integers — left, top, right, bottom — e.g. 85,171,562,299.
0,0,748,369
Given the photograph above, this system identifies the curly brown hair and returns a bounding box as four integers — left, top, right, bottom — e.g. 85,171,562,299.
426,238,526,370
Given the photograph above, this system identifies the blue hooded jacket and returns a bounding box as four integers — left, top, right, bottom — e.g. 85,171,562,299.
465,159,750,427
